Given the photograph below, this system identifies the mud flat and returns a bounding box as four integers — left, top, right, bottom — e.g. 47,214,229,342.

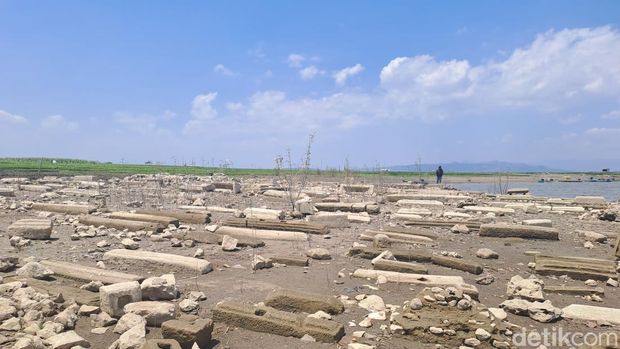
0,173,618,348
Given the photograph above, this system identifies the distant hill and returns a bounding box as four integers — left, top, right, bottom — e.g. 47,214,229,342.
388,161,563,173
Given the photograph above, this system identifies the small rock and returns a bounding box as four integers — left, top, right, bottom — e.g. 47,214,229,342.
121,238,139,250
221,235,238,251
16,262,54,280
300,334,316,342
358,295,386,312
305,248,331,260
476,248,499,259
429,326,443,335
475,328,491,340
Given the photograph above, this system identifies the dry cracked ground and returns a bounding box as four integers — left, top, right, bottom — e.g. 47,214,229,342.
0,174,619,349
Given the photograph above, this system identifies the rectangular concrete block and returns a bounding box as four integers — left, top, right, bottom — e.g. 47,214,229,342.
269,256,309,267
264,289,344,315
431,255,484,275
109,212,179,227
78,215,164,232
0,187,15,197
136,209,211,224
562,304,620,325
373,259,428,274
213,301,344,343
47,330,89,349
215,226,308,241
99,281,141,317
479,223,559,240
31,203,95,215
40,260,143,284
8,219,52,240
307,213,350,228
534,254,617,281
103,249,212,274
223,217,329,235
351,269,478,298
522,219,553,227
162,316,213,349
348,246,433,263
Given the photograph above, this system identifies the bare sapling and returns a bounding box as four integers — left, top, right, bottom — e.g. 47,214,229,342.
274,132,316,212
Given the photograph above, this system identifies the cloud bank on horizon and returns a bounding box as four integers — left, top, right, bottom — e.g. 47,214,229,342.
1,2,620,170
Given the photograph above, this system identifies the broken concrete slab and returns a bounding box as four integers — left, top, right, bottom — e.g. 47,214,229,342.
264,289,344,315
172,230,264,248
212,301,345,343
47,330,89,349
109,211,180,227
100,281,142,317
7,219,52,240
78,215,164,232
161,315,213,349
124,301,175,326
242,207,285,220
314,202,379,214
348,246,432,263
397,219,481,230
462,206,515,215
534,254,617,281
31,202,95,215
369,229,435,244
372,259,428,274
306,213,350,228
223,217,329,235
0,187,15,197
5,276,99,305
135,209,211,224
351,269,479,298
141,274,177,301
479,223,559,240
215,226,308,241
574,196,608,208
269,255,309,266
561,304,620,325
522,219,553,227
40,260,143,284
544,285,605,296
430,255,484,275
103,249,213,275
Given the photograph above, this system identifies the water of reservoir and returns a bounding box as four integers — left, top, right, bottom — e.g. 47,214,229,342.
452,181,620,201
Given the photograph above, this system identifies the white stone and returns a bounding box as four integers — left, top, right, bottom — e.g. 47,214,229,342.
140,274,176,301
99,281,141,317
358,295,386,312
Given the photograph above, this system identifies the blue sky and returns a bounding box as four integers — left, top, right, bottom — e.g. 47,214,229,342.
1,1,620,170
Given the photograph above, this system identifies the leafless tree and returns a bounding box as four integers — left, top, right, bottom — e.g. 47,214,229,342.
274,133,316,211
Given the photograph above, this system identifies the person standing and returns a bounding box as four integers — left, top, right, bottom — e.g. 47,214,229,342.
436,166,444,184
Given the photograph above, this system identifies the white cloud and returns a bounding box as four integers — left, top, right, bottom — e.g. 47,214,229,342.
299,65,324,80
162,110,177,120
585,127,620,136
191,27,620,142
602,110,620,119
185,92,219,133
213,64,239,77
114,110,176,135
191,92,218,120
40,114,78,131
334,64,364,85
0,110,28,124
287,53,305,67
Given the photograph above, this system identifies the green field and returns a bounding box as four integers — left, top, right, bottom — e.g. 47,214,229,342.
0,157,615,178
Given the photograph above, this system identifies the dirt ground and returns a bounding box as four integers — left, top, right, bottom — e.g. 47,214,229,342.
1,174,619,349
